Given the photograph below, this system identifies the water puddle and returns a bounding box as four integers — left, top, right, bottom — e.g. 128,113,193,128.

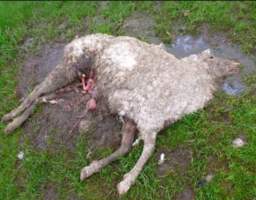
166,35,209,58
165,35,256,96
222,76,246,96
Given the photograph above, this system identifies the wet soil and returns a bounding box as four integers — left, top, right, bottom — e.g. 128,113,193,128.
156,147,194,200
41,183,58,200
121,12,162,44
176,187,195,200
156,147,193,177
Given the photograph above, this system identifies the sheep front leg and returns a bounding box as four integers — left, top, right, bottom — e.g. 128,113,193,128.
80,119,136,180
117,132,156,195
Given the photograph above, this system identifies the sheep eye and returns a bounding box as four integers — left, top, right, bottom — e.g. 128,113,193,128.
209,56,214,59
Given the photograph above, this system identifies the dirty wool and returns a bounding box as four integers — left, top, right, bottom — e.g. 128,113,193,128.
2,33,239,195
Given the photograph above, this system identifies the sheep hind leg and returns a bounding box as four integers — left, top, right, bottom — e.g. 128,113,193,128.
4,102,36,134
2,63,77,123
117,132,157,195
4,92,58,134
2,84,43,122
80,119,136,180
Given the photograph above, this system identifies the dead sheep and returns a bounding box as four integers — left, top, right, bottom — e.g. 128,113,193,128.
2,33,239,195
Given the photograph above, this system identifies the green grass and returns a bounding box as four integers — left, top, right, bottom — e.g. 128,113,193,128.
0,1,256,200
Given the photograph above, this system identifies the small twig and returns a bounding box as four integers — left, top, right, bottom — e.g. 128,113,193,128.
39,93,59,103
68,109,89,135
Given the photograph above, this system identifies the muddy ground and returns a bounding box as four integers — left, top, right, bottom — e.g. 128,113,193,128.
17,43,122,152
15,11,256,200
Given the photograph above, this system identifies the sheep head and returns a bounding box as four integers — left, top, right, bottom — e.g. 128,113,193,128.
199,49,240,79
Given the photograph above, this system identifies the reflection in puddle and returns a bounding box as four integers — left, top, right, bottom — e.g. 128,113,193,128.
165,35,256,95
222,76,246,96
166,35,209,58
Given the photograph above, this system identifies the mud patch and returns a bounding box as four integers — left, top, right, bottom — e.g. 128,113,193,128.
67,192,81,200
156,147,192,177
41,182,58,200
176,187,195,200
121,12,161,44
206,105,232,124
81,114,122,149
18,44,122,152
16,43,65,98
207,155,229,174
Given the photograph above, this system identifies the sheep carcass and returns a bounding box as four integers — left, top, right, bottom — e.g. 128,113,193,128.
2,33,239,195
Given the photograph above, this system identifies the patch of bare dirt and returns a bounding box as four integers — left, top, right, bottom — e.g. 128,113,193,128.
207,155,229,174
121,12,161,44
176,187,195,200
41,182,58,200
67,192,81,200
156,147,192,177
206,109,232,124
17,44,122,152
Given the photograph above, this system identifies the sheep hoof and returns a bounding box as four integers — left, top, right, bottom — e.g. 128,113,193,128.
80,161,99,180
2,114,12,123
4,125,13,134
117,177,132,195
4,120,20,134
